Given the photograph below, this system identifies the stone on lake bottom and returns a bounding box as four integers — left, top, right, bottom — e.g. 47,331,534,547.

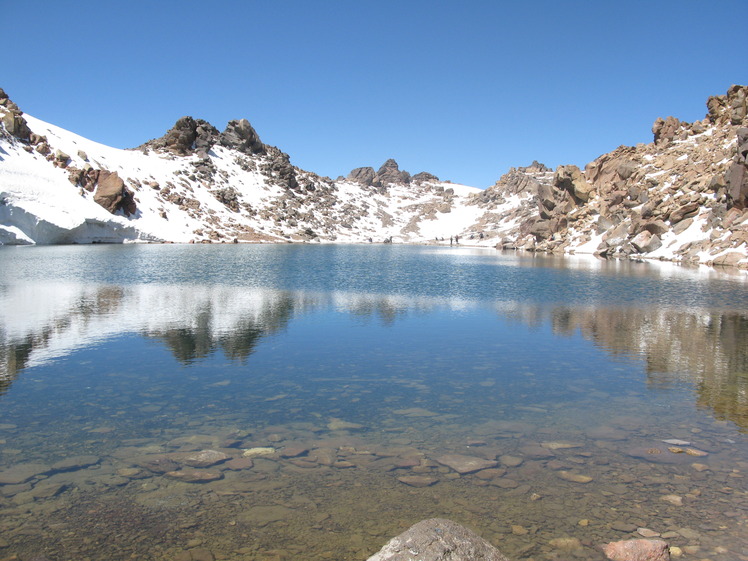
499,455,523,467
224,458,254,470
165,470,223,483
50,455,100,472
397,475,439,488
558,470,593,483
542,441,583,450
280,446,309,458
0,463,51,485
602,538,670,561
435,454,498,474
242,447,275,458
182,449,230,468
661,495,683,506
518,445,555,459
327,418,364,431
366,518,509,561
549,537,582,551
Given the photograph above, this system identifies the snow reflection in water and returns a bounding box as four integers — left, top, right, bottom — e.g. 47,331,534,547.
0,245,747,561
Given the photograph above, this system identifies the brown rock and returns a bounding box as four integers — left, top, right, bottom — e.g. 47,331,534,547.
94,170,137,216
50,455,100,472
224,457,254,470
555,165,593,203
631,231,662,253
434,454,498,474
397,475,439,487
652,116,681,144
0,463,51,485
602,538,670,561
164,470,223,483
181,449,230,468
668,202,700,224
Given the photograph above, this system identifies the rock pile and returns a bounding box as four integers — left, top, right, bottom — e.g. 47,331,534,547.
347,159,439,188
486,85,748,266
0,88,31,142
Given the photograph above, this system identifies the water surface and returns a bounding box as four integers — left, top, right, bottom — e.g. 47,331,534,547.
1,244,747,560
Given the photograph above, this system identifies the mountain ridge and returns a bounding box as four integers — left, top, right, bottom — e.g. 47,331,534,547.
1,85,746,268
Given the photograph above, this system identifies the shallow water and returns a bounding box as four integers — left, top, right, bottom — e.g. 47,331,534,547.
0,244,747,561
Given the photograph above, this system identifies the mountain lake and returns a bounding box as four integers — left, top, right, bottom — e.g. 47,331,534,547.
0,243,747,561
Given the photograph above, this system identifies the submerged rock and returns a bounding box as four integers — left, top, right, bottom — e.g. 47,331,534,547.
602,538,670,561
181,449,230,468
366,518,509,561
434,454,498,474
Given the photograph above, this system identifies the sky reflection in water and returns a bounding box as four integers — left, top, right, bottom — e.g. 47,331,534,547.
0,244,747,561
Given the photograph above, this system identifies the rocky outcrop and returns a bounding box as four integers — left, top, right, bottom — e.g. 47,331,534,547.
347,160,440,188
412,171,439,183
1,84,747,265
367,519,509,561
0,88,31,142
139,116,266,159
489,85,748,266
218,118,265,155
375,159,411,187
139,116,219,157
93,170,137,216
348,166,377,186
725,126,748,209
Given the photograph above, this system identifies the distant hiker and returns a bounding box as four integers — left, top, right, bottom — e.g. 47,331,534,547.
479,232,484,240
455,235,459,244
450,236,453,245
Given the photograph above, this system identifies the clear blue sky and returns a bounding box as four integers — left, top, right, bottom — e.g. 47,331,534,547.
3,0,745,187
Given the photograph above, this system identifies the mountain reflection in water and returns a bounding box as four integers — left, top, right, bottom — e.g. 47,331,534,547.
1,281,747,430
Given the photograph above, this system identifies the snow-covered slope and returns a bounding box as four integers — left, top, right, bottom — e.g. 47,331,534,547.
0,95,485,246
1,85,747,267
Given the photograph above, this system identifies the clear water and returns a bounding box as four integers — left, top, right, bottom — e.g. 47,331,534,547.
0,244,747,561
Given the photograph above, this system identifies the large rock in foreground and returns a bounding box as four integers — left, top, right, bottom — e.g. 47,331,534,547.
367,518,509,561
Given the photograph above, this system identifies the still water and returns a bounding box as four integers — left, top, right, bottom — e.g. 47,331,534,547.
1,244,747,561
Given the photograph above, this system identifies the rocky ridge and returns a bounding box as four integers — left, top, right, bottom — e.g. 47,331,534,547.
1,85,747,267
476,85,748,267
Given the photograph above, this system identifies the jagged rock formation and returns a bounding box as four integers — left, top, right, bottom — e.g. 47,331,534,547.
478,85,748,266
347,159,439,188
1,85,747,266
0,88,31,142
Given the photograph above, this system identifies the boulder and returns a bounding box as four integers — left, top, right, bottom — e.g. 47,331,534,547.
219,118,265,155
375,159,410,187
366,518,509,561
412,171,440,183
0,89,31,141
668,202,700,223
434,454,498,474
181,449,230,468
630,231,662,253
139,116,219,156
348,166,376,186
94,170,137,215
554,165,592,203
652,116,680,144
725,127,748,209
602,538,670,561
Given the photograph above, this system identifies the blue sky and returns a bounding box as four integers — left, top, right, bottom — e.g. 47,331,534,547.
3,0,745,187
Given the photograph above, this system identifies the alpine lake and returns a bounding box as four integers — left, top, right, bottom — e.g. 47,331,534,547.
1,244,747,561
